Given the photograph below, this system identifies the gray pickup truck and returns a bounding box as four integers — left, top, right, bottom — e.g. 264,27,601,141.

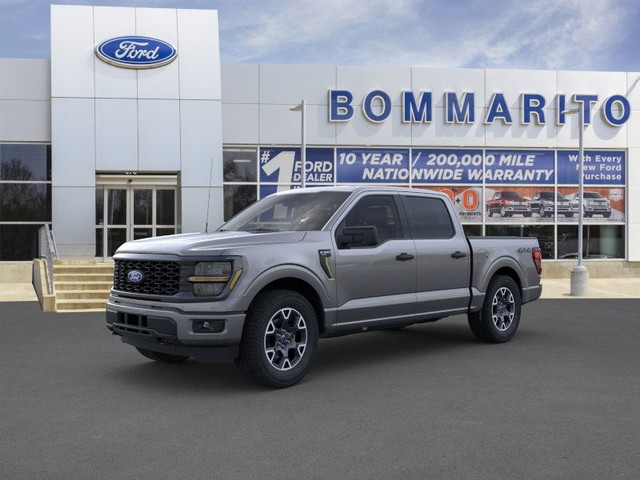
107,186,542,388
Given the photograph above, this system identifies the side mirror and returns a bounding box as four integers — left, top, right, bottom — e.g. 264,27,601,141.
336,226,378,248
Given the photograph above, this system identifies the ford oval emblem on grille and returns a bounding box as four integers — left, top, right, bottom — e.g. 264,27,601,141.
127,270,144,283
95,36,177,69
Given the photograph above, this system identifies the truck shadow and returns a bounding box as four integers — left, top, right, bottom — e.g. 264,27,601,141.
312,320,479,374
105,317,542,392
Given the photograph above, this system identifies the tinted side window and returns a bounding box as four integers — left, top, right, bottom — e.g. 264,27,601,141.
341,195,402,244
404,196,455,239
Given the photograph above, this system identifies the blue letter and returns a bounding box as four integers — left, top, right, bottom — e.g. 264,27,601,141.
329,90,353,122
603,95,630,126
485,93,512,124
573,94,599,125
556,94,567,125
445,92,475,123
521,93,546,125
363,90,392,123
402,91,432,123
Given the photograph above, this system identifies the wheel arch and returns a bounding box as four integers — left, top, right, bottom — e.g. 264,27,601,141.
471,257,525,312
249,278,327,334
491,266,523,297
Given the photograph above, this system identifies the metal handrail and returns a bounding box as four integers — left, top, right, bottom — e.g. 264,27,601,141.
38,224,58,294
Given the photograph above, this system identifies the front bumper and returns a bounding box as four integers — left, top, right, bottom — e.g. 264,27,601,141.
106,296,246,362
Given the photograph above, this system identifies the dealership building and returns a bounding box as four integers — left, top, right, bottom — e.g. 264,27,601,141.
1,4,639,282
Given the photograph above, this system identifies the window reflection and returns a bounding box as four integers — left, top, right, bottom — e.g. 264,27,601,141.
557,225,624,259
133,189,152,225
224,185,256,221
0,184,51,222
0,225,41,261
223,148,257,182
156,190,175,225
0,144,51,181
107,189,126,225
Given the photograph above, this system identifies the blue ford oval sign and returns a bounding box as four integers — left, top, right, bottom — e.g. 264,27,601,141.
95,36,177,69
127,270,144,284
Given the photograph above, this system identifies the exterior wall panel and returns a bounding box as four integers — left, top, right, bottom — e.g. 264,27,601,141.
0,100,51,142
138,99,181,171
221,64,259,104
177,9,221,100
51,5,95,98
95,99,138,171
93,6,137,99
180,100,223,187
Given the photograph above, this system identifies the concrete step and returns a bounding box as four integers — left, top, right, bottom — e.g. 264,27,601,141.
55,299,108,311
55,281,113,291
54,265,114,275
54,273,114,283
56,290,111,300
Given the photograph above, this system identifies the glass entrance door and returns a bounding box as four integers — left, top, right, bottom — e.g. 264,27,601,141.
95,176,177,258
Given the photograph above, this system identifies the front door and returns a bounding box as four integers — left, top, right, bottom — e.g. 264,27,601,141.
95,175,178,258
333,194,416,327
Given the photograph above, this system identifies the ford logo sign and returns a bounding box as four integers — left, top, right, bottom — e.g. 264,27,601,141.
127,270,145,284
95,36,177,69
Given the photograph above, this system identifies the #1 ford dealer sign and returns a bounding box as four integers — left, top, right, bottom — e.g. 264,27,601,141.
95,36,177,69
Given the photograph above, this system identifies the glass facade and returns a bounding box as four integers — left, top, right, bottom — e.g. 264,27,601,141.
0,145,52,260
222,146,626,260
95,183,177,257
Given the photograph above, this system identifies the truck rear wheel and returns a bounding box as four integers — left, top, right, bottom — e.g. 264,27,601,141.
236,290,319,388
135,347,190,363
468,275,521,343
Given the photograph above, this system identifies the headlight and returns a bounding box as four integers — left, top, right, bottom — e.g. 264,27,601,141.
189,261,233,297
506,200,515,205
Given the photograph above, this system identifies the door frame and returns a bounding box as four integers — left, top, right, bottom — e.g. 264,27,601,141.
95,174,179,259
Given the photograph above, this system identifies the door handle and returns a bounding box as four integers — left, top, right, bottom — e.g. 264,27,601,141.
396,253,414,262
451,251,467,259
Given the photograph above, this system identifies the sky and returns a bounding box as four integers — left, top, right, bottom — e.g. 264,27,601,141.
0,0,639,72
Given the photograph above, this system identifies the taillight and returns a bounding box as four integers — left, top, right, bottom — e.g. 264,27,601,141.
532,247,542,276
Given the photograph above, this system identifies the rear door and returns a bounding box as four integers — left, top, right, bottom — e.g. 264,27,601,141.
333,194,416,327
400,194,471,317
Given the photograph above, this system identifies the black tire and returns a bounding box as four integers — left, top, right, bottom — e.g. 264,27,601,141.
523,213,532,218
468,275,521,343
236,290,319,388
603,212,611,218
565,213,574,218
135,347,190,363
487,207,493,218
539,206,545,217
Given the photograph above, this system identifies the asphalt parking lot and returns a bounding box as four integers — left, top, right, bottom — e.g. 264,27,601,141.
1,300,639,479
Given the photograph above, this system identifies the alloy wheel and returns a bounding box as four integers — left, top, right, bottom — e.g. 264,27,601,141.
491,287,515,332
263,308,308,371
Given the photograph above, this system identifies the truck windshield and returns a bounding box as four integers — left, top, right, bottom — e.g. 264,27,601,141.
221,191,351,232
501,192,522,199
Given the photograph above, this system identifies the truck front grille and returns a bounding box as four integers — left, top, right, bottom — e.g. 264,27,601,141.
113,259,182,296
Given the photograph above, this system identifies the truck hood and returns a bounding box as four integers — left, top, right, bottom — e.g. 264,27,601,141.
114,231,307,256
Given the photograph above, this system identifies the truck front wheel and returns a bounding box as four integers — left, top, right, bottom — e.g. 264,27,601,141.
468,275,521,343
236,290,319,388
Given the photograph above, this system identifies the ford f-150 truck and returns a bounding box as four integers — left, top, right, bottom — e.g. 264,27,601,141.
486,190,532,217
107,186,543,388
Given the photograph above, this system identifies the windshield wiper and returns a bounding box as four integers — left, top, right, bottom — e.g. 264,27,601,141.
244,227,280,233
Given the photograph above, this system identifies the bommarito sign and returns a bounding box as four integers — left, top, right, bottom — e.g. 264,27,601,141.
328,90,631,127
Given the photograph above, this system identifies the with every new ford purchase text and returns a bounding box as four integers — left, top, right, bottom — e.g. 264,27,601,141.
106,187,543,388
